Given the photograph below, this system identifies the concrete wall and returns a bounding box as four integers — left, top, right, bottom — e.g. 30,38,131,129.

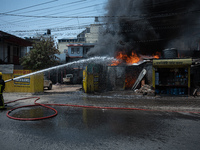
2,70,44,93
58,42,68,54
85,24,101,43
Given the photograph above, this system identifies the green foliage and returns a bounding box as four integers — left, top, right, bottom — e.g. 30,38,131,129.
20,37,60,70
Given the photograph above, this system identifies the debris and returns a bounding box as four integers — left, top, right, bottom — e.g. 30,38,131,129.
193,87,200,97
135,84,155,96
132,69,147,90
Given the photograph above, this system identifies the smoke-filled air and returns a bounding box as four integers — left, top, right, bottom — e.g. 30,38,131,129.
88,0,200,57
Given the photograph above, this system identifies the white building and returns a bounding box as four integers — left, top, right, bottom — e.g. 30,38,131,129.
85,24,102,43
57,19,102,59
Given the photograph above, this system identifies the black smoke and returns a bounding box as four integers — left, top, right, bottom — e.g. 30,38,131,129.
88,0,200,57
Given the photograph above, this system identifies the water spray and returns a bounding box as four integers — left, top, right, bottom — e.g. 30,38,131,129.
5,56,117,83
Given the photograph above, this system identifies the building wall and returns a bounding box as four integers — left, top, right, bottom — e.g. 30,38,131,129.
85,24,101,43
0,42,28,64
58,42,68,53
0,43,7,62
0,43,4,62
57,38,79,54
57,24,102,54
67,46,83,57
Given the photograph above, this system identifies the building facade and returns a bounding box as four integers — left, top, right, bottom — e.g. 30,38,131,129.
0,31,32,65
85,24,101,43
57,22,102,60
67,44,94,59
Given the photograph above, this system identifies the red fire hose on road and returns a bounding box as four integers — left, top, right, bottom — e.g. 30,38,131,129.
5,97,200,121
6,97,58,121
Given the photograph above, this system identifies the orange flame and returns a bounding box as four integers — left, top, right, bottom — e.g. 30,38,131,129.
111,51,141,66
111,51,160,66
125,75,136,89
111,51,161,88
152,52,161,59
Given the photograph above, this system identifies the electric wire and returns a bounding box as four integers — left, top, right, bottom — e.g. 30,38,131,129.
2,0,58,14
1,0,94,25
0,1,105,26
1,1,199,39
0,0,197,27
1,10,199,33
10,8,103,29
15,0,87,14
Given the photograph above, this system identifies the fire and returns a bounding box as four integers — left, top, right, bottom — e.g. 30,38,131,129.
126,52,140,64
125,75,136,89
111,51,140,66
111,51,160,66
152,52,161,59
110,51,161,89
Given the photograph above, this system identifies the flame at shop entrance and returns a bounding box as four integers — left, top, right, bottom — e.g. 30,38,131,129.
111,51,160,66
111,51,140,66
111,51,160,89
125,74,136,89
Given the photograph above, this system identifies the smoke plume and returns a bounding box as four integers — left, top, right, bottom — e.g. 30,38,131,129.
88,0,200,57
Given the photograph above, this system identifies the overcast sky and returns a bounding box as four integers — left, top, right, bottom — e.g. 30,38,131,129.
0,0,108,39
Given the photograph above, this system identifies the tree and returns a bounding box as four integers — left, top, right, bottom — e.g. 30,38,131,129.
20,37,60,70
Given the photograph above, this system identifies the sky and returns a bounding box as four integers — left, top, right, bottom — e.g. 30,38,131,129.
0,0,108,39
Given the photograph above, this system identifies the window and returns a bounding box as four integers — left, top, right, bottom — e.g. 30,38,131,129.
71,48,74,54
58,39,66,42
77,48,80,54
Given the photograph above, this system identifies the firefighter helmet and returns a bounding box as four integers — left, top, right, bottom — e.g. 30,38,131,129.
0,72,2,76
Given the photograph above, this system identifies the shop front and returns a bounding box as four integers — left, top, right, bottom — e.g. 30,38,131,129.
152,59,192,95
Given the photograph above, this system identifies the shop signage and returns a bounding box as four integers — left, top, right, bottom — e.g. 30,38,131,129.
14,76,30,85
12,70,32,86
153,59,192,66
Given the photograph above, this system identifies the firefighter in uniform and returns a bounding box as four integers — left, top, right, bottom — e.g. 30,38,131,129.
0,72,5,109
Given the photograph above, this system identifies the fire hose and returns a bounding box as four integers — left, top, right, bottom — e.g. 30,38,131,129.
5,97,200,121
5,97,57,121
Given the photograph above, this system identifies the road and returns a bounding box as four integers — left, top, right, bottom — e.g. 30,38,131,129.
1,88,200,150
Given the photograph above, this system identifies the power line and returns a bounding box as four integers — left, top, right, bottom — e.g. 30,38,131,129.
44,2,106,16
11,23,200,34
2,0,58,13
20,9,102,28
1,9,200,19
0,1,105,27
15,0,87,14
0,8,198,32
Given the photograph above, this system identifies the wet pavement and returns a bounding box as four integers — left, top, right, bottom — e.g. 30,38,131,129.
1,89,200,150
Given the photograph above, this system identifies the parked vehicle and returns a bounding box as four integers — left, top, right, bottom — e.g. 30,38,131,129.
44,76,52,90
63,74,73,84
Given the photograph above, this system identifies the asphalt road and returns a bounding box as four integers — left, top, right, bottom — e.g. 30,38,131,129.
1,90,200,150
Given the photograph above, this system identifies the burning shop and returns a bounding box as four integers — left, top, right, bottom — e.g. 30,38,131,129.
83,52,158,93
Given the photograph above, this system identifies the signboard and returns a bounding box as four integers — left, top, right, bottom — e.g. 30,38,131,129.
0,64,14,74
13,70,32,86
14,75,30,85
153,59,192,66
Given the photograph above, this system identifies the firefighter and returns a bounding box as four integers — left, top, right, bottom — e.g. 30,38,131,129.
0,72,5,109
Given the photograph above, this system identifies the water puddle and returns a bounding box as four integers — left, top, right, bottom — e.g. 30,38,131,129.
10,106,55,119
